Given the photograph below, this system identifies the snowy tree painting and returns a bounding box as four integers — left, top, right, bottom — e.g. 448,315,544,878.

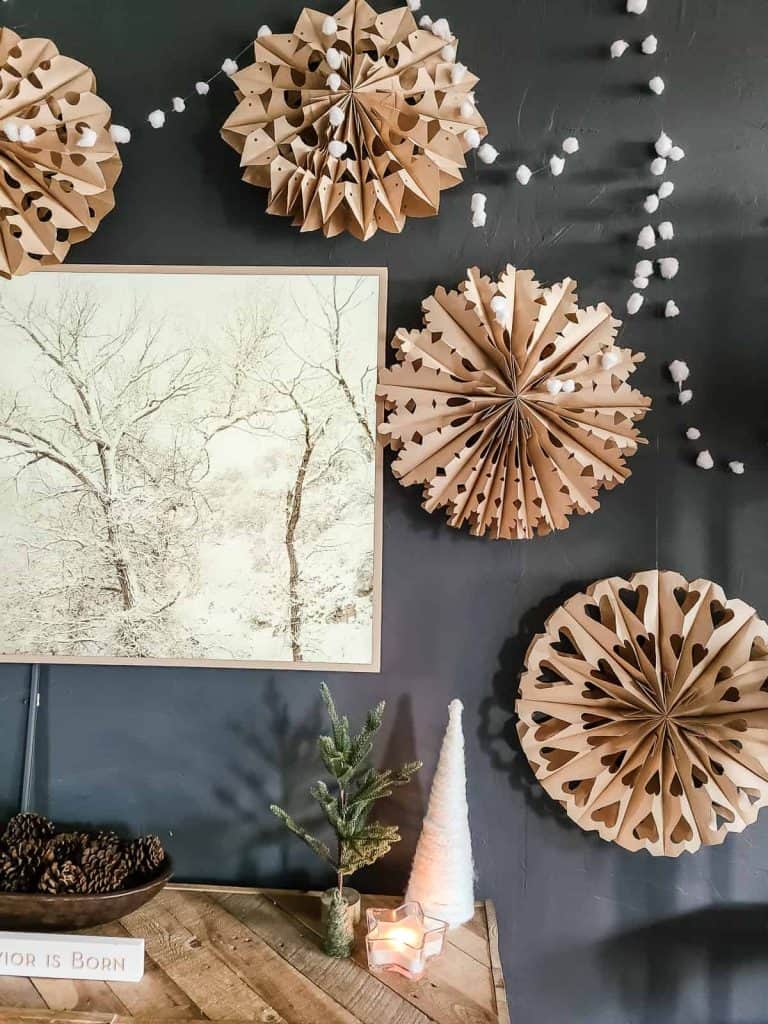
0,268,383,670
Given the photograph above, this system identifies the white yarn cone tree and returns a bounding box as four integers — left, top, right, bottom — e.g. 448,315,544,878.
406,699,475,928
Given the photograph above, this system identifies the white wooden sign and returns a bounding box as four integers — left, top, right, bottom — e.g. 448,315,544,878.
0,931,144,982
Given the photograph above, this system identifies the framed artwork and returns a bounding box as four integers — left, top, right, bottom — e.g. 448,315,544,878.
0,266,385,671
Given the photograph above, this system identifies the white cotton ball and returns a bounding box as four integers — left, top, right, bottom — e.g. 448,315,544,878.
649,76,665,95
669,145,685,161
328,105,345,127
327,72,342,91
76,126,98,148
464,127,481,149
658,221,674,240
627,292,644,315
696,449,714,469
668,360,690,383
550,154,565,176
658,181,674,199
546,379,563,395
561,379,577,394
451,63,467,85
172,97,186,113
257,25,272,37
655,131,672,157
633,276,649,289
419,15,433,28
641,34,658,54
637,225,656,250
478,143,499,165
222,58,238,76
148,109,166,129
644,194,660,214
326,47,342,70
472,210,487,228
659,256,680,279
665,300,680,318
442,44,456,62
460,99,475,117
490,295,508,322
471,192,487,213
685,427,701,440
18,124,36,144
322,16,338,35
431,17,452,41
635,259,654,278
601,350,621,370
679,389,693,405
627,0,648,12
610,39,630,58
650,157,667,176
516,164,532,185
3,122,19,142
328,140,347,158
729,461,745,475
562,136,579,155
407,0,422,9
195,81,210,95
110,124,131,144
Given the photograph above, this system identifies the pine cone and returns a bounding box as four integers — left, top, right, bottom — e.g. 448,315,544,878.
2,813,55,845
81,844,129,895
0,839,44,892
38,860,87,895
42,832,87,866
81,830,121,856
126,835,165,879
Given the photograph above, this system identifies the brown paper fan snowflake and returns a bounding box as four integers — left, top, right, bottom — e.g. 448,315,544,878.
220,0,487,240
0,28,121,278
377,266,651,540
516,570,768,856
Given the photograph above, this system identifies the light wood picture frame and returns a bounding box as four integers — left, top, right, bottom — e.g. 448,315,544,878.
0,265,386,672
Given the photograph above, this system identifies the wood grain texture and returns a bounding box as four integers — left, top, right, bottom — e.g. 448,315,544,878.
0,885,509,1024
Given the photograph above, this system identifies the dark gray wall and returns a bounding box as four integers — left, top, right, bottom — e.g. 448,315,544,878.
2,0,768,1021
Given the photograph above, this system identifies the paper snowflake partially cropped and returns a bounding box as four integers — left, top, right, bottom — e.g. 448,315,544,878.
377,266,651,539
220,0,487,240
517,570,768,856
0,28,122,278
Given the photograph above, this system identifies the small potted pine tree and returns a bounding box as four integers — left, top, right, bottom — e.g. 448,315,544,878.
271,683,421,958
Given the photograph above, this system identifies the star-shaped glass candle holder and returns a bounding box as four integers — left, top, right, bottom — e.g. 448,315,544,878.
365,901,448,980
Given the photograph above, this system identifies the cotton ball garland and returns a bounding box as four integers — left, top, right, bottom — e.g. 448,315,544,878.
655,131,673,157
550,154,565,176
696,450,714,469
637,225,656,250
478,143,498,165
635,259,654,278
172,97,186,113
658,221,674,240
627,293,644,315
659,257,680,279
327,72,342,91
516,164,532,185
562,137,579,154
686,427,701,440
407,0,421,9
610,40,630,58
669,146,685,161
148,109,166,129
18,124,35,144
601,350,621,370
665,300,680,318
627,0,648,13
729,461,745,475
3,122,18,142
222,58,238,76
419,15,433,28
641,34,658,54
490,295,508,324
442,44,456,62
658,181,675,199
328,106,345,127
561,379,576,394
460,99,475,117
472,210,487,228
76,127,98,148
633,276,649,289
431,18,452,41
668,360,689,383
649,76,665,95
470,193,487,227
679,389,693,405
326,47,342,70
257,25,272,37
464,128,481,149
650,157,667,176
195,81,210,95
546,379,563,395
644,194,660,214
110,124,131,144
322,15,338,34
451,63,467,85
328,140,347,158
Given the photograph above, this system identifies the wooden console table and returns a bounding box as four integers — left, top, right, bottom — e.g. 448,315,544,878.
0,883,509,1024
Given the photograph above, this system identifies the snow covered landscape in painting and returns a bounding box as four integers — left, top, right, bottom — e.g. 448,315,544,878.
0,269,381,668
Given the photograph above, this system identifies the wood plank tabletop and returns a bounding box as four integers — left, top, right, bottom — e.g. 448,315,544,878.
0,884,509,1024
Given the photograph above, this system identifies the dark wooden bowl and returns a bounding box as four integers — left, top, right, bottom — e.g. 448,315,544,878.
0,858,172,932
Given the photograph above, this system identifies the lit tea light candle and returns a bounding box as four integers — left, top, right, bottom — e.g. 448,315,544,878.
365,901,447,980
